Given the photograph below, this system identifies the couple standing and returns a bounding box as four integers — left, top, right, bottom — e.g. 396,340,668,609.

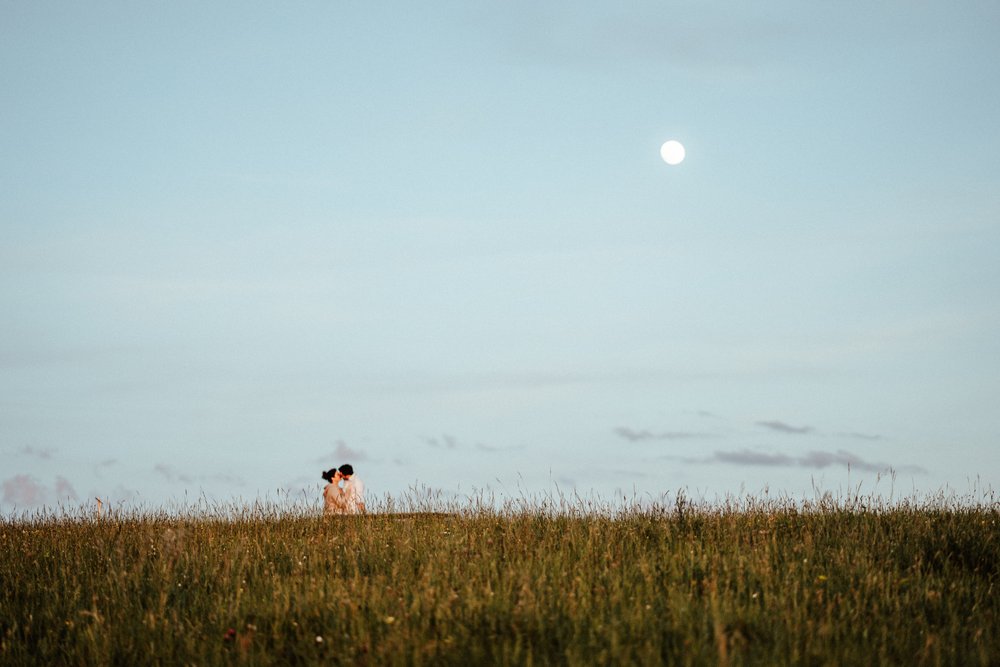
322,463,366,515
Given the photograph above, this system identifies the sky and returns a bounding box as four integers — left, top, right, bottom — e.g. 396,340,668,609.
3,1,999,514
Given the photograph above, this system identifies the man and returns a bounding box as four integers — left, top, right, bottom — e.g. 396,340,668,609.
338,463,366,514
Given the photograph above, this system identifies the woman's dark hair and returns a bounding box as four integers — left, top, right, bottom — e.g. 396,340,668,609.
321,468,338,482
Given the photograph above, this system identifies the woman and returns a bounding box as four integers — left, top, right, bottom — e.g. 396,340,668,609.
321,468,347,515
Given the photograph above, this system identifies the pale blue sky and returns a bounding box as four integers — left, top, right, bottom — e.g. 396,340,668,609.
3,1,999,512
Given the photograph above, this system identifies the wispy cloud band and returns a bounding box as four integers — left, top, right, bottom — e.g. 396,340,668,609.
700,448,924,474
614,427,713,442
756,420,815,435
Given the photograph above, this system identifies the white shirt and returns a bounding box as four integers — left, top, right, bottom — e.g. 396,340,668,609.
342,475,365,514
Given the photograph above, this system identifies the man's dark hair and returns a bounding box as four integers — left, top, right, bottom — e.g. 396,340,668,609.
338,463,354,476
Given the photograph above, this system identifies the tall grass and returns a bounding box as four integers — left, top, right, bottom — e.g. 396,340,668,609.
1,490,997,665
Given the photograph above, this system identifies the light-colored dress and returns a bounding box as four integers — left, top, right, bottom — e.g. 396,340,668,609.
323,482,347,515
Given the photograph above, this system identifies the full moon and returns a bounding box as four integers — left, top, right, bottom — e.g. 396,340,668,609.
660,140,686,165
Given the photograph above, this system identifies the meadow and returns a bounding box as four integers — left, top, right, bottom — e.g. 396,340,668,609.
1,490,997,666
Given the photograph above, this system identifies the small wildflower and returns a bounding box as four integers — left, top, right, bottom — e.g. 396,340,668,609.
315,635,324,644
384,616,396,625
224,628,237,642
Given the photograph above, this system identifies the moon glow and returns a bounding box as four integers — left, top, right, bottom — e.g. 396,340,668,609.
660,140,686,165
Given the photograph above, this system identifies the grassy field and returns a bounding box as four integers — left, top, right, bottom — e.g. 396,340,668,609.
1,492,997,666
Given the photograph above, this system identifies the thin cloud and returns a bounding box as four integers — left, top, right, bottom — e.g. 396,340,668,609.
153,464,195,484
314,440,369,464
55,476,78,501
700,448,924,474
2,474,47,506
756,421,887,441
714,450,796,466
798,450,895,473
614,427,713,442
424,434,460,450
11,445,57,460
476,442,524,453
333,440,367,461
756,420,815,435
836,431,885,441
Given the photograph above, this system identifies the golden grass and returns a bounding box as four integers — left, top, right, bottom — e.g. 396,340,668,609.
1,491,997,665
